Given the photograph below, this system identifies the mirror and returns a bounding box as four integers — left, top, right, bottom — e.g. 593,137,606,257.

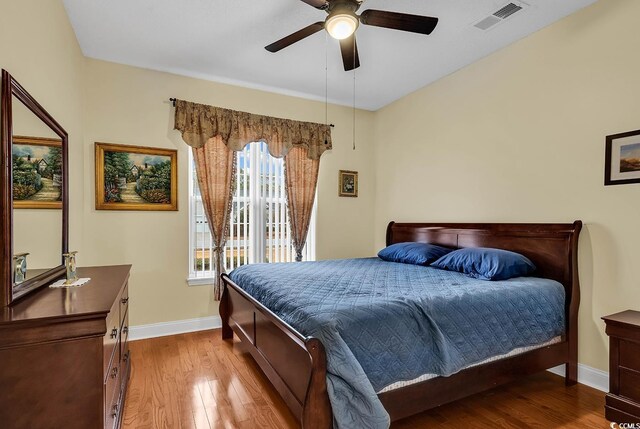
12,98,63,278
1,70,68,305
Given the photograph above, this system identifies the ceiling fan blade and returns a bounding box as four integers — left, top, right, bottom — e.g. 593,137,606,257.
265,22,325,53
339,34,360,71
360,9,438,35
299,0,329,9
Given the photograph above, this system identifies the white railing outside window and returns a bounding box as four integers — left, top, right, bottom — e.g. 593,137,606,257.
188,142,316,284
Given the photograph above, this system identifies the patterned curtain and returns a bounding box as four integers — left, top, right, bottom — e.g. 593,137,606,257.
285,147,320,261
192,137,236,300
174,100,331,300
174,100,332,159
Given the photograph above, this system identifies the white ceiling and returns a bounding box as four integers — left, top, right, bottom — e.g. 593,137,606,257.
63,0,596,111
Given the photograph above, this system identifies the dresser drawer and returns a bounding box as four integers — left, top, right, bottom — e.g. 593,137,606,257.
103,300,121,377
121,342,130,381
120,308,129,361
119,283,129,323
620,340,640,371
104,344,122,429
620,368,640,401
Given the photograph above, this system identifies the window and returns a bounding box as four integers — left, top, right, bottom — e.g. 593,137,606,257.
188,142,316,283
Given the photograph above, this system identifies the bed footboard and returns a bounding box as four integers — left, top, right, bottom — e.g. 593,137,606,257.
220,274,332,429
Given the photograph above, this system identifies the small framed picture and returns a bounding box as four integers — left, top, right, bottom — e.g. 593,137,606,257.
605,129,640,186
95,142,178,210
338,170,358,197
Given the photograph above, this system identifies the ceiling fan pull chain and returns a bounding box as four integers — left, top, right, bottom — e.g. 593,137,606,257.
325,31,329,128
353,57,356,151
325,31,330,146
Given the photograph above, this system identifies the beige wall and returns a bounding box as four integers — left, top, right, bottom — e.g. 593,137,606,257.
82,59,376,326
0,1,85,270
373,0,640,372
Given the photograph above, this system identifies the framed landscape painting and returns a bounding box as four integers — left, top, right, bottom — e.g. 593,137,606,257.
605,129,640,186
12,136,63,209
95,142,178,210
338,170,358,197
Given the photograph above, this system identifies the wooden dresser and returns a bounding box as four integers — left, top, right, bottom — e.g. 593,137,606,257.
603,310,640,424
0,265,131,429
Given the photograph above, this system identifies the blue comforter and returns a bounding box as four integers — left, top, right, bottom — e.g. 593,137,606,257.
229,258,565,429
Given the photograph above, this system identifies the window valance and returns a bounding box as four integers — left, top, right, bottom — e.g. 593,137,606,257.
174,99,332,160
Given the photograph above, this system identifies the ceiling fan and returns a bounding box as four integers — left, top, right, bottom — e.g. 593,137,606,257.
265,0,439,71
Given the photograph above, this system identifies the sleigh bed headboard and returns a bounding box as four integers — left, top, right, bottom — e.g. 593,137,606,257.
386,221,581,288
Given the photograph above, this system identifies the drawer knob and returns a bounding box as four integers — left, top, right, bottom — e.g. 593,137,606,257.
121,297,129,304
110,328,118,339
112,403,119,418
123,351,129,362
111,366,118,378
123,326,128,334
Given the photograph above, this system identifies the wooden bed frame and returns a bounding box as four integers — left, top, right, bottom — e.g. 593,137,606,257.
220,221,582,428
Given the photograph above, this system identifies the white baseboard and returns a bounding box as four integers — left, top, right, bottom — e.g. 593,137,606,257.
129,315,222,341
547,363,608,392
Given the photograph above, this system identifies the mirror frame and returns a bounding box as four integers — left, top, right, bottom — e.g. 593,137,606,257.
1,69,69,306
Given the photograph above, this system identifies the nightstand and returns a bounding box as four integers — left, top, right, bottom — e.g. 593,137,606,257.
603,310,640,424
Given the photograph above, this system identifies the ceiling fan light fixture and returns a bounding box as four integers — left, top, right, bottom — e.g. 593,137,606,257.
325,11,359,40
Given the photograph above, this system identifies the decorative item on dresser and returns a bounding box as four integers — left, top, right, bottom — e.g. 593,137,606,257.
603,310,640,424
0,265,132,429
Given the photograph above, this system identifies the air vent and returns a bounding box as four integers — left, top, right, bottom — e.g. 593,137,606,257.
493,3,523,19
474,2,525,31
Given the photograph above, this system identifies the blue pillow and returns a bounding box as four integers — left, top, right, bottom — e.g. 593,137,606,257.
431,247,536,280
378,242,452,266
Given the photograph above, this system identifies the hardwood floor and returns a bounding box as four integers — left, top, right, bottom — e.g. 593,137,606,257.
122,330,607,429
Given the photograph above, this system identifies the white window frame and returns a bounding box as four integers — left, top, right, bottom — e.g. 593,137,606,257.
187,143,316,286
